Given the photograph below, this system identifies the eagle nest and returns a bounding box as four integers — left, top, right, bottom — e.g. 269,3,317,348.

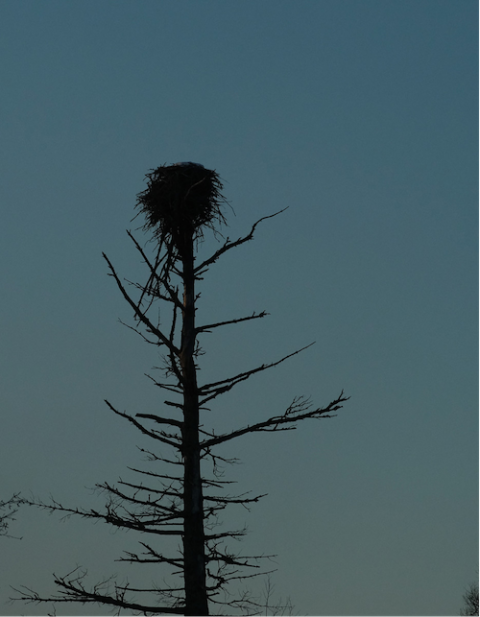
135,163,227,261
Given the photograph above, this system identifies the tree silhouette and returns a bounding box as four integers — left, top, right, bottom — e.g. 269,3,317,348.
14,163,348,615
461,580,479,616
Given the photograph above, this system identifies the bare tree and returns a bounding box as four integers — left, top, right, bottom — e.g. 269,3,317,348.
13,163,348,615
258,576,295,616
461,581,479,616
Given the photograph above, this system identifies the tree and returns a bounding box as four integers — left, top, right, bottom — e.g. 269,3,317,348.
461,581,479,616
260,576,294,616
14,163,348,615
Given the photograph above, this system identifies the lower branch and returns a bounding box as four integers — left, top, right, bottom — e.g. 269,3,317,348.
12,568,184,614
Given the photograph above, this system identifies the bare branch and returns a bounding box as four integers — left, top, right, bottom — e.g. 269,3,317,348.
199,343,314,405
164,399,184,409
120,472,181,486
0,493,22,540
105,400,182,450
204,492,267,507
95,481,183,518
144,372,183,394
196,311,269,334
194,209,288,276
119,542,184,569
17,495,184,537
127,230,183,309
117,318,159,346
135,412,183,429
11,568,185,614
103,252,180,356
201,392,349,450
206,529,247,541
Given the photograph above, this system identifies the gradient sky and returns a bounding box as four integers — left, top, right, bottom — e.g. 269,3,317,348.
0,1,477,616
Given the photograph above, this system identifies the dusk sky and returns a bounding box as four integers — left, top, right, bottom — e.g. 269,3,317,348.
0,1,477,616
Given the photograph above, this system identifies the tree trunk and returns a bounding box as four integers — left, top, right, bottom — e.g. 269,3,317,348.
180,232,209,616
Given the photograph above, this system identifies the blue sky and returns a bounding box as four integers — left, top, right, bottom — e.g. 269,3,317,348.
0,1,477,615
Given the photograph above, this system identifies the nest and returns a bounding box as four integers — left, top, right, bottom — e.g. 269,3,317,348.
135,163,227,261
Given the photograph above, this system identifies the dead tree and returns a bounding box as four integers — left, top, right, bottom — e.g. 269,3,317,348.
461,581,479,616
14,163,348,615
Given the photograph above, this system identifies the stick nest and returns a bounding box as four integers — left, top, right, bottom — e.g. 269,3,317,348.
135,163,227,260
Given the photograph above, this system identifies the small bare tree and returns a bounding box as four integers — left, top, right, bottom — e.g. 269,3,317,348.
259,576,294,616
14,163,348,615
461,580,479,616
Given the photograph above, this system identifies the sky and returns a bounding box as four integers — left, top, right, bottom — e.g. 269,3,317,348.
0,1,477,615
